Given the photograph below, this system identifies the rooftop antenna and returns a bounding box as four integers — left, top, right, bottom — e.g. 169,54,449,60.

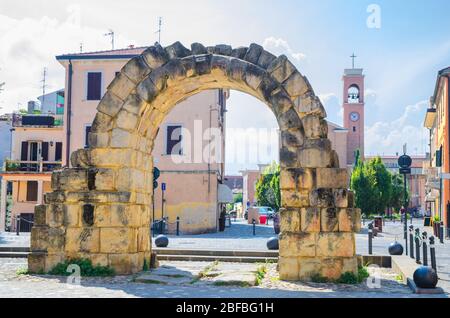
41,67,48,108
155,17,162,44
104,29,115,50
350,53,357,69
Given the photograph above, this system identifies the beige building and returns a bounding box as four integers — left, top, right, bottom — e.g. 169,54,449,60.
0,113,64,231
56,47,229,234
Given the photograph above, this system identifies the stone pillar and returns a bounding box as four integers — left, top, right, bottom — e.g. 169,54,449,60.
0,178,7,232
37,180,44,205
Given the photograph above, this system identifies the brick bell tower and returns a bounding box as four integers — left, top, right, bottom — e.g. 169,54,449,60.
343,54,365,166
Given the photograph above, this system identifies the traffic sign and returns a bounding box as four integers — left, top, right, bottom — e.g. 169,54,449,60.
398,155,412,168
162,183,166,191
399,167,411,175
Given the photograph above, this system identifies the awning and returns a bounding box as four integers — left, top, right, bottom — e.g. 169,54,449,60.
218,184,234,203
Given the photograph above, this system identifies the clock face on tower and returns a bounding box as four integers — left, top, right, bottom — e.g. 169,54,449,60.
350,112,360,122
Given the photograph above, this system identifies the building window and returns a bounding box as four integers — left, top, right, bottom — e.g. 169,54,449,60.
26,181,38,202
353,126,356,132
55,142,63,161
166,125,183,155
87,72,102,101
85,126,92,148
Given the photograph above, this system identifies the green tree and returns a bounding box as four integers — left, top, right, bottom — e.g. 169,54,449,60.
389,173,409,212
351,159,377,215
233,193,243,204
368,157,392,215
255,162,280,211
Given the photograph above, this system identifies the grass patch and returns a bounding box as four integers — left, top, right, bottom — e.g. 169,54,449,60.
310,266,370,285
213,281,252,288
395,274,403,282
191,261,219,284
255,265,267,286
48,258,115,277
16,268,29,276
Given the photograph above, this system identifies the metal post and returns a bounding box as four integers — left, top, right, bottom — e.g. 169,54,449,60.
422,232,428,266
440,222,444,244
16,216,19,236
152,187,155,238
252,219,256,236
161,187,165,220
430,236,437,272
404,173,408,256
415,228,421,264
409,225,414,259
368,222,373,255
176,216,180,236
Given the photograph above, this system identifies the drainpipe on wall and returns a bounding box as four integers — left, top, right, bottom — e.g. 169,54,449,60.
65,60,73,167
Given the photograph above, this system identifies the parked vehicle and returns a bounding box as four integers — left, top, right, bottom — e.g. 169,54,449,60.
244,206,275,220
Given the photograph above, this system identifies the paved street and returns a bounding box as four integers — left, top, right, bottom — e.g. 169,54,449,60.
1,219,449,298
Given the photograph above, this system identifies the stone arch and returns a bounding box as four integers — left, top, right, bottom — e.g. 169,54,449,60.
29,42,361,281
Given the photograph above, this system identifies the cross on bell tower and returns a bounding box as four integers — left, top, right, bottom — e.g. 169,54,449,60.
342,54,365,166
350,53,357,69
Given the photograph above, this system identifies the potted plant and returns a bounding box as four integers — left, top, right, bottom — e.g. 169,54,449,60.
432,215,441,237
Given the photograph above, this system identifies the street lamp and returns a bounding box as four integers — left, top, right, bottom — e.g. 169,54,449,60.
399,151,412,255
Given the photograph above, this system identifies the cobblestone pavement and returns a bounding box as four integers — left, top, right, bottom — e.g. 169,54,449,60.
2,219,450,297
0,259,446,298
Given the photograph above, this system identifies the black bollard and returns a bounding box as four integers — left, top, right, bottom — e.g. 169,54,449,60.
422,232,428,266
252,219,256,236
430,236,437,272
16,216,20,236
440,222,444,244
409,226,415,259
368,222,373,255
415,228,421,264
176,217,180,236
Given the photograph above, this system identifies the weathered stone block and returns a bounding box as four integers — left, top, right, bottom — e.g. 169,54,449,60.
316,169,348,189
52,169,88,191
89,148,136,168
65,228,99,253
121,56,152,83
211,55,230,77
342,257,358,275
278,256,299,281
320,258,344,280
333,189,349,208
70,149,90,168
269,88,295,117
93,168,116,191
91,112,113,133
122,94,147,116
316,233,355,257
191,42,207,55
34,205,47,226
281,129,304,148
110,129,137,149
138,227,150,252
257,50,276,69
47,204,64,228
244,63,265,90
298,147,333,168
277,108,303,131
302,115,328,139
97,91,124,118
46,228,65,253
298,257,323,280
31,227,48,251
280,168,315,190
281,190,309,208
296,94,327,118
142,44,169,69
321,208,339,232
214,44,232,56
267,55,296,83
283,71,311,98
108,253,141,275
243,43,263,64
279,232,316,257
310,188,334,208
116,109,139,132
338,208,361,233
64,205,80,227
300,207,320,233
280,208,301,232
230,47,248,59
165,41,191,59
100,228,137,254
279,147,298,168
136,76,159,103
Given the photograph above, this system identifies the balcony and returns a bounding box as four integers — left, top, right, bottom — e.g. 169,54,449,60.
2,159,62,173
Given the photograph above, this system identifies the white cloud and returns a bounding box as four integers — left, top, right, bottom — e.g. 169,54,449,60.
365,100,429,156
0,10,133,113
263,37,306,62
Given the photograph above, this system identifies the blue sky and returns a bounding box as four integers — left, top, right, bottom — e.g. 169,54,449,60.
0,0,449,173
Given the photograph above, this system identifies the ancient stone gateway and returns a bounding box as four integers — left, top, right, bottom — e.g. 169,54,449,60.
28,42,361,280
